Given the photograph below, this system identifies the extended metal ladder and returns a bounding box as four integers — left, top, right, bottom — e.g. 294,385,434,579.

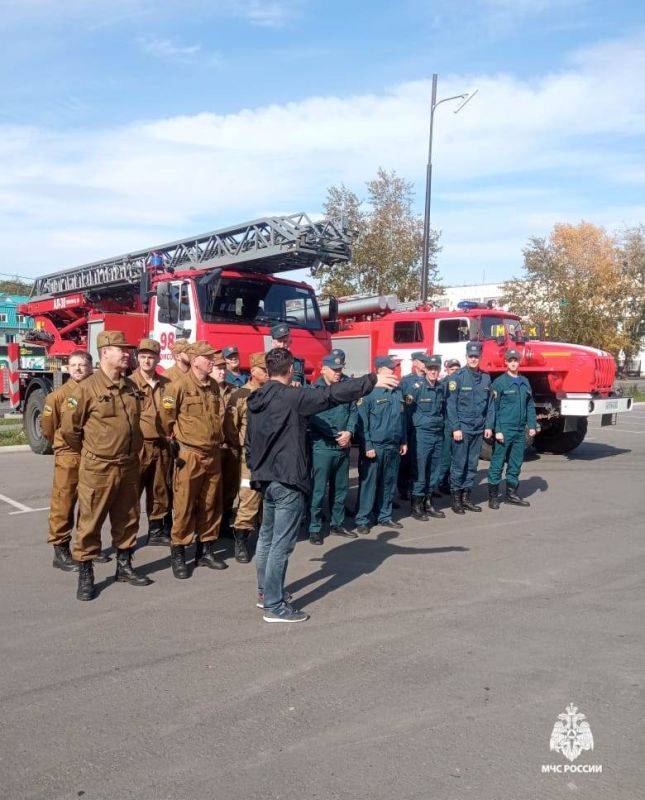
30,213,350,299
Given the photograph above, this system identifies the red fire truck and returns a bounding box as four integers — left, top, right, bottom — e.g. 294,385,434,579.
323,294,633,457
12,214,346,453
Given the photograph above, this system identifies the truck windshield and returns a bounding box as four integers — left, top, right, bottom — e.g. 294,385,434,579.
478,315,524,340
197,277,323,331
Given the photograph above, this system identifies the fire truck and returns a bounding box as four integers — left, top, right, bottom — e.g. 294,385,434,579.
322,294,633,457
12,213,347,453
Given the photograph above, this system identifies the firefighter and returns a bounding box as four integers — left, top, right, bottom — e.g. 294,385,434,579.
405,354,446,520
437,358,461,494
41,349,94,571
223,345,247,388
160,340,227,579
61,331,151,601
487,348,537,508
445,342,494,514
164,339,191,382
211,351,238,534
398,351,428,500
270,323,306,385
130,338,172,546
223,352,269,562
354,356,407,534
308,352,358,545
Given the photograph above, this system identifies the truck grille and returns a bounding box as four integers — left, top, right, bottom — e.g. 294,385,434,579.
593,356,614,393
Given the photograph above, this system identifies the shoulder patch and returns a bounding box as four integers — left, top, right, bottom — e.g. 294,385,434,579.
43,404,53,416
66,397,78,410
448,380,457,392
161,395,176,409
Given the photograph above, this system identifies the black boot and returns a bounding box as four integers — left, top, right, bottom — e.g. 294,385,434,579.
146,518,171,547
115,548,152,586
505,485,530,506
411,495,429,521
52,542,78,572
195,539,228,570
451,491,465,515
94,550,111,563
488,484,501,510
424,494,445,518
170,545,189,579
462,490,482,512
233,529,250,563
76,560,95,601
309,530,324,545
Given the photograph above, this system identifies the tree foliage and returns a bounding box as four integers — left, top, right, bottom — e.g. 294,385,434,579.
0,277,32,296
313,168,441,301
501,221,644,356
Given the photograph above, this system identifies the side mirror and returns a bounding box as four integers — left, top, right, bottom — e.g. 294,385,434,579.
324,296,339,332
157,283,171,323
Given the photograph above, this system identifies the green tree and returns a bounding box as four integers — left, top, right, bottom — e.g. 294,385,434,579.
314,168,441,300
0,277,32,295
501,221,638,355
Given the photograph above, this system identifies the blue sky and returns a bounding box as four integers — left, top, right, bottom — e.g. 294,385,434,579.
0,0,643,288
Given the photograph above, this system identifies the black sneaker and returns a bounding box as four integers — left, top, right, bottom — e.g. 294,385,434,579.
378,520,403,529
263,603,309,623
355,525,371,535
256,591,293,609
329,526,358,539
309,530,324,545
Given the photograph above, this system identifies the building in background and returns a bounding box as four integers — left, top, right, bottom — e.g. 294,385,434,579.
430,282,508,310
0,294,33,344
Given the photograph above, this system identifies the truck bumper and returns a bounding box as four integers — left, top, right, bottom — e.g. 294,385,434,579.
559,395,633,417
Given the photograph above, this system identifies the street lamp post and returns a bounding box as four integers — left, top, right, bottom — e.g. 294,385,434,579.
420,74,477,302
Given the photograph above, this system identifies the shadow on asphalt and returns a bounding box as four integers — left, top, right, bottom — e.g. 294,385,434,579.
287,530,468,609
565,442,631,461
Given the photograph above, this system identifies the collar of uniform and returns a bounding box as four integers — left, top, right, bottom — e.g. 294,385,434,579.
97,367,126,390
131,368,158,391
188,367,215,391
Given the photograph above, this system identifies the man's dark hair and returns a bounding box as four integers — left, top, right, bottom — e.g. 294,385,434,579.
68,350,92,365
266,347,294,377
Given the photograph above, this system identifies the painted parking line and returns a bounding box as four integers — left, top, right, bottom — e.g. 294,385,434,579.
0,493,49,515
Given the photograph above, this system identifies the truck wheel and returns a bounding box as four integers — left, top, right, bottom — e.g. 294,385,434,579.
24,389,53,455
534,417,588,455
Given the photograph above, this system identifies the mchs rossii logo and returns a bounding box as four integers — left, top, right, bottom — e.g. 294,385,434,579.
541,703,602,774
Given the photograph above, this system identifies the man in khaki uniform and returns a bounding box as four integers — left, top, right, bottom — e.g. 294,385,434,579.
160,340,227,579
211,352,239,535
61,330,152,601
164,338,190,382
224,352,268,563
41,350,93,571
130,338,172,546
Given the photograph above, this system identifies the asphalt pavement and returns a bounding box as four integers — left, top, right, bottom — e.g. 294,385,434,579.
0,411,643,800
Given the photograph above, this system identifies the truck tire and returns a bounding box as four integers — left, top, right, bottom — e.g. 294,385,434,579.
24,389,53,455
534,417,587,455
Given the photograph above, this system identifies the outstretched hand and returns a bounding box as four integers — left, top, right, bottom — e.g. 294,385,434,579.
375,374,399,390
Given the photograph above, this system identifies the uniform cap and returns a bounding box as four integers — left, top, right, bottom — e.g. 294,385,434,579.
212,350,226,367
466,341,483,356
375,355,397,370
186,340,217,359
322,354,345,369
444,358,461,368
424,354,442,370
270,322,290,339
171,339,190,355
97,330,136,349
331,348,345,360
505,348,521,361
249,352,267,369
411,351,427,360
138,338,160,355
222,345,239,358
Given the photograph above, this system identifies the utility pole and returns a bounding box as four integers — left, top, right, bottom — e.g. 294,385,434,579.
420,75,478,303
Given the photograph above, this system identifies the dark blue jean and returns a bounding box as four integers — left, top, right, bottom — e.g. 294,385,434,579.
255,481,305,611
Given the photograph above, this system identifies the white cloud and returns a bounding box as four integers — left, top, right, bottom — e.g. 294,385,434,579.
0,34,643,281
138,36,203,62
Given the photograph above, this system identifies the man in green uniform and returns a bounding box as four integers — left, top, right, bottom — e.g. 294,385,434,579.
405,354,446,520
437,358,461,494
270,323,306,385
446,342,494,514
397,351,427,500
41,349,93,571
354,356,407,534
223,345,248,388
487,348,537,508
308,352,358,545
61,331,152,601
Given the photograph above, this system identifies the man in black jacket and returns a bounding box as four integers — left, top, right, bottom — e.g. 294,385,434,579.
247,348,396,623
